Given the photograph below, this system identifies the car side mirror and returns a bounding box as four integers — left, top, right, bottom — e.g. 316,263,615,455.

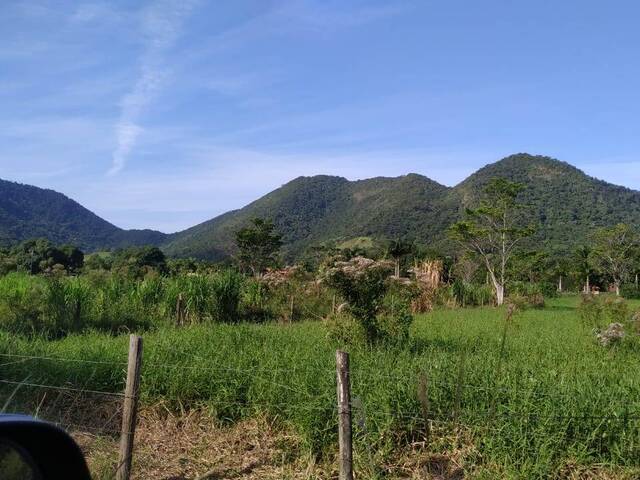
0,415,91,479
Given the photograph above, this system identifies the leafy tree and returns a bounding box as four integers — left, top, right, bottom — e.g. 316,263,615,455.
386,238,413,278
323,257,395,343
549,255,572,292
9,238,84,274
59,245,84,273
509,249,549,284
449,178,534,305
235,218,282,277
299,242,341,272
573,246,595,293
589,223,639,296
83,252,113,271
112,246,167,278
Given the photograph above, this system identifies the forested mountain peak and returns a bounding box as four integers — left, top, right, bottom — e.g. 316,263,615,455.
0,178,167,250
5,153,640,259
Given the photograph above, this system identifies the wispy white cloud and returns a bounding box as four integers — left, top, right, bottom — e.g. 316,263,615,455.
108,0,200,176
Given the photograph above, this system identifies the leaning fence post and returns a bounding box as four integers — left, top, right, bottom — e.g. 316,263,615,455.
116,334,143,480
336,350,353,480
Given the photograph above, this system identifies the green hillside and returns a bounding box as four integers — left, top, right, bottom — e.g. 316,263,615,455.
4,153,640,258
164,153,640,260
450,154,640,251
163,173,452,260
0,179,168,250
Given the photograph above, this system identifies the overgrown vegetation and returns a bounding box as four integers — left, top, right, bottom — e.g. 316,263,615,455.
2,297,640,478
5,168,640,477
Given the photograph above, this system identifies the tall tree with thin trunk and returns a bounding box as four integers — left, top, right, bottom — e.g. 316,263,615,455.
235,218,282,277
589,223,638,296
573,246,594,293
449,178,534,305
386,238,413,278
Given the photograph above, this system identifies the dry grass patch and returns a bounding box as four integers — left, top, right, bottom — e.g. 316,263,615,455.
74,404,329,480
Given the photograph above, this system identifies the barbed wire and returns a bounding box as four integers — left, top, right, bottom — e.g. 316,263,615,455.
0,352,127,366
0,379,126,398
2,352,639,437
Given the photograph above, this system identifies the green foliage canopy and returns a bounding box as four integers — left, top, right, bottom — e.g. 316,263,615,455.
235,218,283,277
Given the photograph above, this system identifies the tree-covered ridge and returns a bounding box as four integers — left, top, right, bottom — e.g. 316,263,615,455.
0,178,168,250
451,154,640,252
162,173,452,260
165,153,640,260
5,153,640,259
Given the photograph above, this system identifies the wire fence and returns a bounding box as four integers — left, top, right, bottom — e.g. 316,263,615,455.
2,344,640,479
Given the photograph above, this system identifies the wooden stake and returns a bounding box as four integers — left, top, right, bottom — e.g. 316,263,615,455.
176,293,183,326
336,350,353,480
453,350,467,423
289,294,294,323
417,371,430,444
116,335,143,480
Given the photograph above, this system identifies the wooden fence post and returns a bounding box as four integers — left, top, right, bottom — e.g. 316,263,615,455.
289,294,294,323
417,371,430,444
336,350,353,480
176,293,184,326
116,334,143,480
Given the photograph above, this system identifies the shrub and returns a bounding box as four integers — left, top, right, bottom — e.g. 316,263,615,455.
508,281,545,309
603,296,629,324
452,280,494,307
241,278,271,321
325,312,366,346
210,269,244,322
322,257,395,343
578,294,630,329
595,322,625,347
377,293,413,345
620,284,640,299
0,273,46,334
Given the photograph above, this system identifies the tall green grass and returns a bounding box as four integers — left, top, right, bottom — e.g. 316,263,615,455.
1,297,639,477
0,271,248,336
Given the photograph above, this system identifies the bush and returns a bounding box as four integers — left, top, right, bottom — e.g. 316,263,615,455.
452,280,494,307
210,269,244,322
595,322,625,347
241,278,271,322
323,257,396,344
0,273,46,334
620,285,640,299
508,281,546,309
325,312,366,346
578,294,629,329
377,293,413,345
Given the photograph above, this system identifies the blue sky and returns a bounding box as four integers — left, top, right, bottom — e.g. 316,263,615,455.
1,1,639,233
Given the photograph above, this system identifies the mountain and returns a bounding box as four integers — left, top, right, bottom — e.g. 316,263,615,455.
0,179,168,250
162,173,454,260
449,155,640,251
5,153,640,258
164,153,640,260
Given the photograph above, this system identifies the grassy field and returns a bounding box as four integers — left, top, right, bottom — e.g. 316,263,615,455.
1,296,640,478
